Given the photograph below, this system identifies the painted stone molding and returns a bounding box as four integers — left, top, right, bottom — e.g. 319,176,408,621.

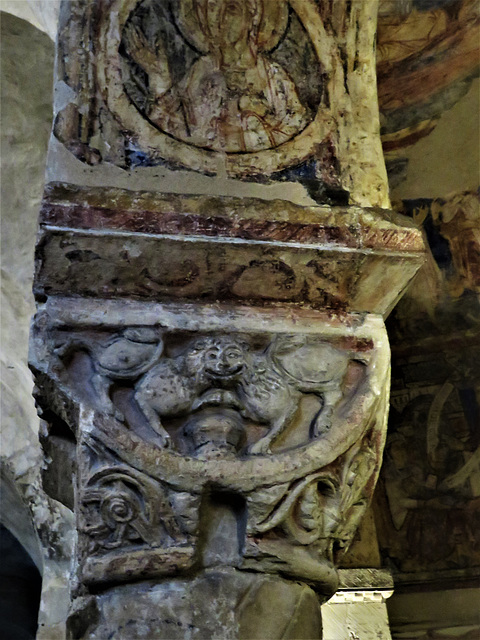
31,301,390,599
35,184,424,315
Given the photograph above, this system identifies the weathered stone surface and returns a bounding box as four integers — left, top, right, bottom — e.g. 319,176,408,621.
4,2,478,639
27,1,425,637
31,302,390,599
323,598,393,640
39,184,420,249
30,188,423,637
336,568,394,593
322,569,394,640
68,570,323,640
5,0,478,171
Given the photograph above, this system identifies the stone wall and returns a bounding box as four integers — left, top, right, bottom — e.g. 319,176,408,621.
0,12,73,638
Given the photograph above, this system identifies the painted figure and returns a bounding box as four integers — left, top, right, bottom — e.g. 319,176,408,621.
123,0,309,152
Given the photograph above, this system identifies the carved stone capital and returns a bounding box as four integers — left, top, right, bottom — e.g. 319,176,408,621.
31,301,390,602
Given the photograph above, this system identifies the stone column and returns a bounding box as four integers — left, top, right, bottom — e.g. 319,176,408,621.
322,569,394,640
30,1,425,638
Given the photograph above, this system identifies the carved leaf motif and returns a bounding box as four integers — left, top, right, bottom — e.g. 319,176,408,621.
253,472,339,545
79,468,182,554
331,434,380,557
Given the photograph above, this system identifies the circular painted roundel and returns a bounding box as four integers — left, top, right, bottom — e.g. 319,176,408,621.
97,0,333,177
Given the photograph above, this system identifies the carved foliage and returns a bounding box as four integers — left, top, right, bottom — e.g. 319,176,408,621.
76,440,200,582
245,425,382,564
79,467,181,554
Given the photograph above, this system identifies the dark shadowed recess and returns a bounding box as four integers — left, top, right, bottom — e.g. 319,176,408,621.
0,525,42,640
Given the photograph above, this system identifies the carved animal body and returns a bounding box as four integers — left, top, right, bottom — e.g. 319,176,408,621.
134,336,350,453
240,341,349,453
54,328,164,418
134,337,247,447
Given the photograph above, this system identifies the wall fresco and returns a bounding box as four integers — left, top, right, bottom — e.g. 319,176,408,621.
378,0,480,154
375,191,480,581
50,0,390,208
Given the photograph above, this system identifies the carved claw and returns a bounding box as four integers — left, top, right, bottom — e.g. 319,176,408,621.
97,403,125,422
248,438,272,456
311,414,333,439
53,343,69,358
157,432,171,449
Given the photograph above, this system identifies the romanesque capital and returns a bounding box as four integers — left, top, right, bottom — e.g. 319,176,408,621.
30,1,425,637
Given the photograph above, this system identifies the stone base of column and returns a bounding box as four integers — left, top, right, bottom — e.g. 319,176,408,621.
68,569,323,640
322,569,394,640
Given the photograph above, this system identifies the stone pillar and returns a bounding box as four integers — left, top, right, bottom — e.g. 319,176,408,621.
322,569,394,640
30,1,425,637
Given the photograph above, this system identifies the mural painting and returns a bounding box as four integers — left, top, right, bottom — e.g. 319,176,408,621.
375,191,480,579
120,0,313,154
378,0,480,149
52,0,391,206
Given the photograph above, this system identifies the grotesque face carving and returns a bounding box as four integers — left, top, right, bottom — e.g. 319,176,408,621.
185,337,247,383
55,331,356,457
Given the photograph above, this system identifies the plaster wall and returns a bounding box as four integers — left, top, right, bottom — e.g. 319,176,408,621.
391,77,480,200
1,12,73,639
0,0,59,40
